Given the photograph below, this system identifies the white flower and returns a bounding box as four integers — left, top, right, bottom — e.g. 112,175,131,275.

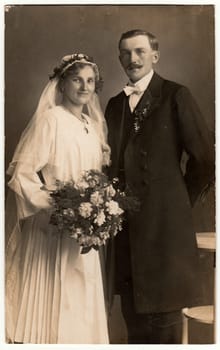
76,227,83,235
94,210,106,226
106,200,124,216
91,236,102,246
79,202,93,218
100,231,110,240
77,180,89,190
70,227,83,239
88,178,98,188
105,184,116,198
89,226,94,234
78,53,85,59
63,208,75,216
78,235,95,246
70,232,78,239
78,236,87,244
90,191,104,206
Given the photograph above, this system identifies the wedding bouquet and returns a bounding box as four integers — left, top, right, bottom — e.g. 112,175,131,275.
49,169,139,253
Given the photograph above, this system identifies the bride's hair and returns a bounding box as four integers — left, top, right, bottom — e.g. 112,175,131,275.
59,62,103,93
50,53,103,92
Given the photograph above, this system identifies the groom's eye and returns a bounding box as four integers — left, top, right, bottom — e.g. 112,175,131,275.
136,48,147,55
120,50,130,58
72,77,80,83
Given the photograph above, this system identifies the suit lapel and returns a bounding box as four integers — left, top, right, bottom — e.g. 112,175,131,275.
113,73,164,169
135,72,163,115
130,72,163,139
112,93,131,168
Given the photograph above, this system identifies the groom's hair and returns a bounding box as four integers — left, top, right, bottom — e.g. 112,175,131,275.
118,29,159,51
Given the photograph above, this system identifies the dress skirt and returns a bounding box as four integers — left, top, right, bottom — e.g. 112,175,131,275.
6,211,109,344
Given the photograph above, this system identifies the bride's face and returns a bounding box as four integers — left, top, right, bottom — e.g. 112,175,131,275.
62,65,96,106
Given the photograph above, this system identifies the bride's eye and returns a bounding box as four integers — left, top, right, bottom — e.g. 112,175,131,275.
88,78,95,84
72,77,81,83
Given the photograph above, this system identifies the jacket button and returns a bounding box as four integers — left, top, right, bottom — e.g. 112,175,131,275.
141,163,148,171
142,179,149,186
140,150,147,157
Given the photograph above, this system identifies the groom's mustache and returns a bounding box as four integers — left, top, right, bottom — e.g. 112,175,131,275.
127,63,142,70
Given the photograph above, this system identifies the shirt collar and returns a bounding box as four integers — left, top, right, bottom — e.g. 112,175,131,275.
128,69,154,92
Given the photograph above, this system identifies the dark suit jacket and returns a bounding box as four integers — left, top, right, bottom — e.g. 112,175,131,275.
105,72,214,313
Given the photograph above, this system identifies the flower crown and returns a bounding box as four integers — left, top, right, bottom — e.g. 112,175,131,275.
49,53,99,80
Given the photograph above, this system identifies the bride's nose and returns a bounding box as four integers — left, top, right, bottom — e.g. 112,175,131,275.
80,80,87,91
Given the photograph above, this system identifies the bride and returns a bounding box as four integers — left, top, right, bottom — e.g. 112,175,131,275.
5,53,110,344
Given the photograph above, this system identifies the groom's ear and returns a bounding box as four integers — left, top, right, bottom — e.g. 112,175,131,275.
152,50,160,64
118,54,124,67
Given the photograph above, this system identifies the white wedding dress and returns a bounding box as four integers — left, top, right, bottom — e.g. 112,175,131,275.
6,106,109,344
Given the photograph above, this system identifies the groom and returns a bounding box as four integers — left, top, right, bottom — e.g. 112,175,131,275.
105,29,214,344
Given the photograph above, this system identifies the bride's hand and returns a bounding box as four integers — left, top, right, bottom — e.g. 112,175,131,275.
41,184,57,192
102,144,111,166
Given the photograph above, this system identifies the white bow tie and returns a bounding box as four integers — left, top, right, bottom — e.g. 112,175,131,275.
123,85,143,96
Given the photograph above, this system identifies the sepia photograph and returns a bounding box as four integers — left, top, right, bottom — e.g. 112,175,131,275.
3,2,216,347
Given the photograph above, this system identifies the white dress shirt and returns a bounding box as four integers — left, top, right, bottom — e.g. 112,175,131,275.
123,69,154,112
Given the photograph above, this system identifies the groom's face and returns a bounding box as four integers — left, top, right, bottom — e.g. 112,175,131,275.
119,35,159,83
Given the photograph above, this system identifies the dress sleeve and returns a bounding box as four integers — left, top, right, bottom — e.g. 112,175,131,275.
7,113,54,219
